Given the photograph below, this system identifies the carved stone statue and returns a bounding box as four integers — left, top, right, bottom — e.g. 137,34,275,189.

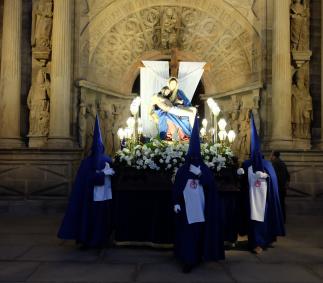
229,97,241,155
237,108,251,160
78,99,87,148
161,8,179,49
27,69,50,136
99,104,114,156
112,103,127,152
85,104,97,155
290,0,308,51
252,96,260,131
291,69,312,138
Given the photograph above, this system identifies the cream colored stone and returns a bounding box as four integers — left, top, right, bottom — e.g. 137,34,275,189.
270,0,293,149
48,0,72,148
0,0,23,148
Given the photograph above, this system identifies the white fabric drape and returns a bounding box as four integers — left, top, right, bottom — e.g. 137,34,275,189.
178,62,206,102
140,61,169,137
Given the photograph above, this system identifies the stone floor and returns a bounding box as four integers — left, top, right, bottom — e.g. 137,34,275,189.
0,214,323,283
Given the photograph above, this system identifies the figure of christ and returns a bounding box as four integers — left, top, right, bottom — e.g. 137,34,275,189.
150,79,197,141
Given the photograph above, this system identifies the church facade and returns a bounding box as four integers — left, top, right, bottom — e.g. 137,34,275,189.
0,0,322,213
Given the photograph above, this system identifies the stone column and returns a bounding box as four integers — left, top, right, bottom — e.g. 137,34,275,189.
48,0,73,147
270,0,293,149
0,0,22,148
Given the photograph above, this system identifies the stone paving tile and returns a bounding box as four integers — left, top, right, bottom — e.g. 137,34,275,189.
227,262,322,283
0,216,61,235
0,234,60,245
18,245,100,262
224,250,261,263
0,261,40,282
137,262,233,282
0,244,32,260
256,247,323,264
309,264,323,280
27,262,135,282
103,247,173,264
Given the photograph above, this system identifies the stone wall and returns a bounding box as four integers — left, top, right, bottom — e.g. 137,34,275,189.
0,0,322,215
0,148,82,199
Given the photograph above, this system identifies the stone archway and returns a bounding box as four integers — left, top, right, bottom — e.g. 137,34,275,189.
79,0,262,95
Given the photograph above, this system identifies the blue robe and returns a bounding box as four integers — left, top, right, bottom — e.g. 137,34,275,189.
57,155,113,248
173,162,225,265
155,89,192,139
242,159,285,249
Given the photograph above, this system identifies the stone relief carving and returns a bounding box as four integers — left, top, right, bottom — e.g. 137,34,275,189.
27,69,50,137
291,68,312,139
77,91,130,156
84,4,261,94
290,0,308,51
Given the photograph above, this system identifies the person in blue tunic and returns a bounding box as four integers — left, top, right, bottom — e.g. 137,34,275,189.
172,117,224,273
239,112,285,254
57,115,115,249
151,77,196,140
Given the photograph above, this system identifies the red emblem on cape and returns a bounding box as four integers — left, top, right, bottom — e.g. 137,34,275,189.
254,179,261,188
190,180,198,189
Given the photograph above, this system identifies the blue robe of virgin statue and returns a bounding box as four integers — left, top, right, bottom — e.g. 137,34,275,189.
172,117,224,266
242,113,285,249
156,89,192,139
57,116,113,248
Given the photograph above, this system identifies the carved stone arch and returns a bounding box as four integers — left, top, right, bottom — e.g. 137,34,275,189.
79,0,262,95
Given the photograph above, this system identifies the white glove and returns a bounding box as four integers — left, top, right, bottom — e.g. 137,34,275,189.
256,171,268,179
189,164,201,176
237,168,245,175
174,204,181,213
103,162,115,176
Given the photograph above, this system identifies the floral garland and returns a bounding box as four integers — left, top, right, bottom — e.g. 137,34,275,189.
114,138,234,177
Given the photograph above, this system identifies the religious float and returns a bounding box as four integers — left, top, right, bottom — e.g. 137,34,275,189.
111,60,241,247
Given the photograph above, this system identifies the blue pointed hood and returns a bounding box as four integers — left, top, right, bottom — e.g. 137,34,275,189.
91,115,111,169
250,112,264,172
186,117,202,165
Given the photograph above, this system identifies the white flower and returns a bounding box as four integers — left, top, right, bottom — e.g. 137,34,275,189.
159,159,164,163
136,150,141,156
167,164,172,169
173,159,177,164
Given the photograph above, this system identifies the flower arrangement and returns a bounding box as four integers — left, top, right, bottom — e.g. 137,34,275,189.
114,138,234,178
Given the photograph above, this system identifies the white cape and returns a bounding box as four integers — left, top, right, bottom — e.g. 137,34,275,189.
183,179,205,224
248,166,267,222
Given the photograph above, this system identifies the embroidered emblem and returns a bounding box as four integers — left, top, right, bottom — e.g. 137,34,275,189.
190,180,198,189
254,179,261,188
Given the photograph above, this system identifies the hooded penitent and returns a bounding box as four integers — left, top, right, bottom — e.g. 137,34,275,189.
58,115,113,248
242,112,285,249
172,117,224,265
